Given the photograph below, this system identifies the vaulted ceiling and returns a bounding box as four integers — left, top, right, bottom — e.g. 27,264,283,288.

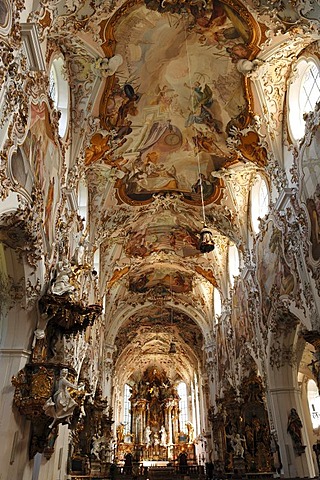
44,0,319,384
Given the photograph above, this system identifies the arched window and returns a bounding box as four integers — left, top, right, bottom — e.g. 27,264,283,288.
177,382,188,433
307,379,320,430
213,287,222,324
93,248,100,276
228,243,240,287
49,56,70,138
78,179,88,228
288,57,320,141
123,384,132,434
250,175,269,234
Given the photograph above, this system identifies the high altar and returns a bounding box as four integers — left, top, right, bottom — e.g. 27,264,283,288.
116,367,196,464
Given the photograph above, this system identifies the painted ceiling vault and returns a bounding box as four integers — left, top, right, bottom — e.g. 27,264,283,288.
37,0,320,384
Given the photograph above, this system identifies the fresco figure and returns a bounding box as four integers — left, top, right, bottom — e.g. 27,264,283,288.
185,82,223,133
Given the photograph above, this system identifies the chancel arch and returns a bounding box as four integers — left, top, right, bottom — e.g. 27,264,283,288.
111,303,206,463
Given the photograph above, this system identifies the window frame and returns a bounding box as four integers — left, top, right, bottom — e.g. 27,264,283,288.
250,174,269,234
228,243,240,287
177,382,188,433
49,55,70,138
288,56,320,142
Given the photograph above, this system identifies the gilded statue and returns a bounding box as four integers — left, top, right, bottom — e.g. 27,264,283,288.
117,422,125,443
186,421,194,443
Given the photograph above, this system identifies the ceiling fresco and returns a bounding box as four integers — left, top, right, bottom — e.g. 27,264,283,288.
87,0,265,206
129,267,193,294
85,0,266,380
67,0,318,382
125,223,200,258
113,306,204,382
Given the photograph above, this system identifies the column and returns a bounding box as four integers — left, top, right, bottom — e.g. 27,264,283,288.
268,385,315,478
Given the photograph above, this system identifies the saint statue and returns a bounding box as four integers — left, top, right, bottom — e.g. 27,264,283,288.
50,259,75,296
117,423,125,443
160,425,167,446
287,408,303,447
91,434,102,460
186,421,194,443
145,425,151,448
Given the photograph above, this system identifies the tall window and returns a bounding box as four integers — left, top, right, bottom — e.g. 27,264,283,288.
78,179,88,228
178,382,188,433
250,175,269,234
228,243,240,287
288,57,320,141
213,287,222,324
308,379,320,430
49,56,69,138
123,384,132,434
93,248,100,276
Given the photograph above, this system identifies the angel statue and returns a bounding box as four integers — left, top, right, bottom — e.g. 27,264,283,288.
228,433,246,458
43,368,84,428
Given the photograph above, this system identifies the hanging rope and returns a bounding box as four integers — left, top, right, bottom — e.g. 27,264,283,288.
183,17,207,227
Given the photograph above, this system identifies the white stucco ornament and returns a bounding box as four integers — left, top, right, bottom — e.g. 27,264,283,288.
93,54,123,77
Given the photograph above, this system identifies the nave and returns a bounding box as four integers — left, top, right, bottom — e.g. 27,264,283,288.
1,0,320,479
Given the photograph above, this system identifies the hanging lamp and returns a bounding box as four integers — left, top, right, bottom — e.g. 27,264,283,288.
197,158,215,253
